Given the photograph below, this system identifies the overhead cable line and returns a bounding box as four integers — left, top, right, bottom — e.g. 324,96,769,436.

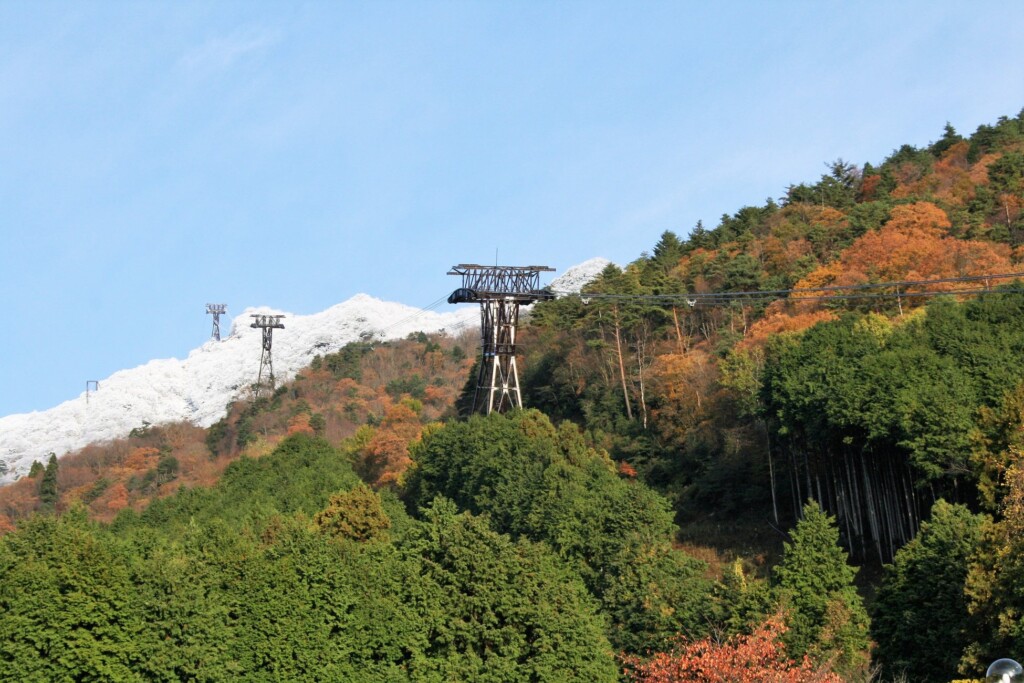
371,294,450,338
403,270,1024,334
547,271,1024,306
697,286,1024,305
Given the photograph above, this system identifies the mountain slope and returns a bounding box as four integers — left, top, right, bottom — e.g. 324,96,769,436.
0,295,477,481
0,260,609,483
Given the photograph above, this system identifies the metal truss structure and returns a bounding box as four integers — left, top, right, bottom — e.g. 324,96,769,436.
448,264,555,415
250,314,285,398
206,303,227,341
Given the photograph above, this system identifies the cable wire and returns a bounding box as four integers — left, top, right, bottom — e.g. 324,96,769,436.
548,271,1024,306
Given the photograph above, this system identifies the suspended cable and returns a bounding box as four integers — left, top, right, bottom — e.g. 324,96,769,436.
685,286,1024,307
548,271,1024,306
372,294,450,337
378,270,1024,346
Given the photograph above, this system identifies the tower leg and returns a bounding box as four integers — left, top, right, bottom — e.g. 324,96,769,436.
473,299,523,415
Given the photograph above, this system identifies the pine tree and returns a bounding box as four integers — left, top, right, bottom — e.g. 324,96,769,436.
773,501,870,677
651,230,684,272
38,453,59,511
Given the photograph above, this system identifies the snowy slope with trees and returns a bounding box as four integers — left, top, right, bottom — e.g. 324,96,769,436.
0,295,478,482
0,260,608,482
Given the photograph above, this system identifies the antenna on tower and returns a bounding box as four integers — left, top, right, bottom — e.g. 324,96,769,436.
85,380,99,404
206,303,227,341
250,314,285,398
448,263,555,415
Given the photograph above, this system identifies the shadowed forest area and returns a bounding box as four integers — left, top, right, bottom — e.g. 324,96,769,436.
4,112,1024,681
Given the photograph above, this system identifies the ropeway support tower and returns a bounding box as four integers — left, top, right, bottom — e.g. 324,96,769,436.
448,264,555,415
85,380,99,405
206,303,227,341
250,314,285,398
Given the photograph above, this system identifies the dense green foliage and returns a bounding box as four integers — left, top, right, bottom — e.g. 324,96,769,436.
760,293,1024,560
959,464,1024,674
871,500,987,682
405,410,716,653
0,435,619,681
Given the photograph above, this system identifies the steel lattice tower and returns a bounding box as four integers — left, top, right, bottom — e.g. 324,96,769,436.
206,303,227,341
250,314,285,398
448,264,555,415
85,380,99,405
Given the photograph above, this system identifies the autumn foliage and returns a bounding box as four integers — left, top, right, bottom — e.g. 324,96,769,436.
358,401,426,487
739,309,837,350
790,201,1011,312
286,412,315,436
0,331,475,529
622,615,841,683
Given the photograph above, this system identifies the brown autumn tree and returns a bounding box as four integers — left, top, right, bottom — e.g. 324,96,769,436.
893,141,973,205
104,482,130,514
647,349,721,449
123,446,160,472
359,401,424,487
286,412,314,436
622,613,841,683
739,309,837,350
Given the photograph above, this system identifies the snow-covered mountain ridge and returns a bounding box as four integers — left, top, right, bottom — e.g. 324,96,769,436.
0,259,610,482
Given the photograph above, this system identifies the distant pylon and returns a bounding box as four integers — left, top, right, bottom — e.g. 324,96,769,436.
206,303,227,341
85,380,99,405
250,314,285,398
448,264,555,415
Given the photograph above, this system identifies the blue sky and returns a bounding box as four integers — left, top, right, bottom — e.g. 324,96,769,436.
2,1,1023,417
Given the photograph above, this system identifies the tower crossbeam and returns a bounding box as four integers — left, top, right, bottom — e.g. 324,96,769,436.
448,264,555,415
206,303,227,341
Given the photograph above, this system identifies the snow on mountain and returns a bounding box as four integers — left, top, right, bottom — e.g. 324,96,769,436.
0,293,479,482
547,257,612,294
0,260,610,483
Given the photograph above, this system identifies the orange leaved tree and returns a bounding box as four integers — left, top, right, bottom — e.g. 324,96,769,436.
789,201,1010,315
622,614,841,683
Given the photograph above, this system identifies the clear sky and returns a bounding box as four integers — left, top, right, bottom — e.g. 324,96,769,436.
2,1,1023,417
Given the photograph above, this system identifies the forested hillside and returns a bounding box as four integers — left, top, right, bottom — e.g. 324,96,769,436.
3,111,1024,681
523,114,1024,552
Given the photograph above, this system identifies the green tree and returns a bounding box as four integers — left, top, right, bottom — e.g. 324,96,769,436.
405,410,716,653
0,511,145,680
784,159,859,210
929,122,963,157
38,453,59,511
962,464,1024,673
872,500,986,683
772,501,870,677
402,499,619,682
650,230,685,273
687,219,713,250
155,453,179,485
322,341,372,381
308,412,326,436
